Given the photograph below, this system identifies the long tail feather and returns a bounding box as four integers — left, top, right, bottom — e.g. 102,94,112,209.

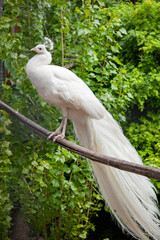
73,111,160,240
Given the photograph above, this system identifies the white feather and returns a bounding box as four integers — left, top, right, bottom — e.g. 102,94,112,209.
44,37,54,50
26,45,160,240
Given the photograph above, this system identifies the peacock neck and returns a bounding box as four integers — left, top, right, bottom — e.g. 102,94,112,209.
28,51,52,68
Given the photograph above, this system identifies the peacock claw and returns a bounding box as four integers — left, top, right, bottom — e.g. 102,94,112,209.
52,133,65,142
47,117,67,142
47,131,65,142
47,131,57,140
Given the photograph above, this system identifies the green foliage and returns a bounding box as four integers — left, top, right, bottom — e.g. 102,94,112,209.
112,0,160,191
113,0,160,112
126,111,160,190
0,111,13,239
8,138,102,239
127,112,160,167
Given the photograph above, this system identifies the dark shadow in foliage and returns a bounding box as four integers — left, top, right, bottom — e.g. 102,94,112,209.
87,206,134,240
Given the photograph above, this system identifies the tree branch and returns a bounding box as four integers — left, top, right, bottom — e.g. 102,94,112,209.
64,62,76,70
0,100,160,180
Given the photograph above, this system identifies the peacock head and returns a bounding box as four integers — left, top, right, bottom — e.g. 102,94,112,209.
30,44,47,54
29,44,52,65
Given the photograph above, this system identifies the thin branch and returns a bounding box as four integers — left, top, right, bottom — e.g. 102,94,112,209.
64,62,76,70
64,55,79,59
0,100,160,181
60,8,64,67
26,0,31,48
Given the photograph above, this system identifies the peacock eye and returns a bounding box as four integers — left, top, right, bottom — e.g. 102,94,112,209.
39,48,42,50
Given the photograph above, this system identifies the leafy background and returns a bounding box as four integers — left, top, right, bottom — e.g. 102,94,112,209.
0,0,160,239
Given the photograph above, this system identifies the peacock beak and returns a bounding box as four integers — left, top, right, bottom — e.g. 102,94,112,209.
30,47,36,51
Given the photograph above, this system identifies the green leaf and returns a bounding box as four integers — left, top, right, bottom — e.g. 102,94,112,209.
119,27,127,35
79,232,87,238
97,0,105,7
10,53,17,59
78,28,90,36
5,149,12,156
114,57,121,65
111,46,119,53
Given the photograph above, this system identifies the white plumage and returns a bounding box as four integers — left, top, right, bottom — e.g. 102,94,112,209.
26,44,160,240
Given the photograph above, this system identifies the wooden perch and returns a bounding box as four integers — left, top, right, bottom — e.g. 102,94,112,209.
0,100,160,181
